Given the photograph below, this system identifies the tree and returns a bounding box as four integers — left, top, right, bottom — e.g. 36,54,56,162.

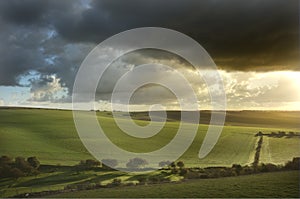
126,158,148,169
101,159,118,168
288,131,295,137
27,157,40,169
278,131,286,137
170,161,177,174
0,164,12,178
0,155,13,166
232,164,242,175
78,159,101,170
85,159,101,168
256,131,263,136
10,168,24,179
176,161,185,169
170,161,176,168
158,160,171,168
15,157,33,173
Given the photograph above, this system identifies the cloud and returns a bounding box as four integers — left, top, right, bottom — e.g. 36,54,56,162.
28,75,67,102
0,0,299,107
220,71,300,109
0,0,48,24
52,0,299,71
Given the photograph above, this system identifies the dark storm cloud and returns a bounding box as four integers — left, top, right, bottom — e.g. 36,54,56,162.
0,0,48,24
0,0,299,100
53,0,300,71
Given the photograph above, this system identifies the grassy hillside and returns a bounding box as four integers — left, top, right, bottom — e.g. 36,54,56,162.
260,136,300,164
51,171,299,198
130,110,300,129
0,108,299,167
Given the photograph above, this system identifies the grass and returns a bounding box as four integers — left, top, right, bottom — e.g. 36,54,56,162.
0,108,299,198
0,108,299,167
260,136,300,164
50,171,300,198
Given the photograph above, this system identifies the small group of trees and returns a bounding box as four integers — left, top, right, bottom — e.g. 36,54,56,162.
76,159,119,171
126,158,148,170
183,159,300,180
0,155,40,179
158,160,172,168
253,136,263,167
158,160,187,175
255,131,300,138
77,159,101,170
284,157,300,170
102,159,118,169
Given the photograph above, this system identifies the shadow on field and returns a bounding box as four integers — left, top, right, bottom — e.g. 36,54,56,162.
14,172,93,187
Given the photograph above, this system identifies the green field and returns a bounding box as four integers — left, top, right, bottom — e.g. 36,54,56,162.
0,108,299,167
51,171,300,198
0,108,299,198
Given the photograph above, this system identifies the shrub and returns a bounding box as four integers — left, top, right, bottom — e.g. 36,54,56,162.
179,168,188,176
15,157,33,173
126,158,148,169
285,157,300,170
136,176,148,185
185,171,200,179
27,157,40,169
158,160,171,168
101,159,118,169
176,161,185,169
110,178,122,187
10,168,24,179
241,166,254,175
148,176,161,183
78,159,101,170
0,155,13,165
232,164,242,175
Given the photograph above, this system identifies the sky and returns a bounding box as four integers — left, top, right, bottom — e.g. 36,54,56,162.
0,0,299,110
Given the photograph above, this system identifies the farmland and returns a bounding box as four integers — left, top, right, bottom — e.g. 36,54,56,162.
50,171,300,198
0,108,299,167
0,108,299,197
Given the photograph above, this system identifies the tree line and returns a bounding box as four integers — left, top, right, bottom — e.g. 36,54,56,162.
0,156,40,179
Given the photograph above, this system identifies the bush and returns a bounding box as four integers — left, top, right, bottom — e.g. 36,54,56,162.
241,166,254,175
0,155,13,165
27,157,40,169
126,158,148,169
185,171,200,179
85,159,101,168
288,131,295,137
136,176,148,185
101,159,118,169
285,157,300,170
15,157,33,173
232,164,242,175
148,176,161,183
258,163,279,172
171,167,178,174
158,160,171,168
78,159,101,170
179,168,188,176
176,161,185,169
10,168,25,179
109,178,122,187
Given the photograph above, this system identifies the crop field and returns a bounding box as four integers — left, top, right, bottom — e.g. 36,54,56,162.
0,108,299,167
0,108,299,197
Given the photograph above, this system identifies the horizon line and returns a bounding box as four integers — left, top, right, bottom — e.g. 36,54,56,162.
1,105,300,112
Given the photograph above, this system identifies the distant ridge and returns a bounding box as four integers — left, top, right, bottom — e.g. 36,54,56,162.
1,107,299,129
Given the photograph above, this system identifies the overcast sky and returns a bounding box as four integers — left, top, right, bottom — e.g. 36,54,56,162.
0,0,299,110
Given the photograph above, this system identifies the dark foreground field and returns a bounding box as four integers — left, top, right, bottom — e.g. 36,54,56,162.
51,171,299,198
